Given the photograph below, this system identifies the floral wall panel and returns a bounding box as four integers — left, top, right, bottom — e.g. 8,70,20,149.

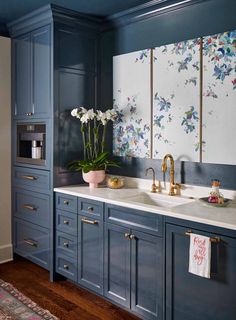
153,39,201,161
202,30,236,165
113,50,151,158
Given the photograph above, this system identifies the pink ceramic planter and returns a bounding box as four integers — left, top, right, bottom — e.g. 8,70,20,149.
82,170,106,188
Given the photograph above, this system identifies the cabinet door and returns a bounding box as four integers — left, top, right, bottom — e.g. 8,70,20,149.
13,34,31,119
166,224,236,320
104,223,131,308
31,25,51,118
131,231,163,320
77,215,103,294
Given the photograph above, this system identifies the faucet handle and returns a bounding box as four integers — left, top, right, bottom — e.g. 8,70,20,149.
174,183,181,195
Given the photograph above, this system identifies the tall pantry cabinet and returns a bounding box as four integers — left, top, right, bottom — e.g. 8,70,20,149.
8,4,101,279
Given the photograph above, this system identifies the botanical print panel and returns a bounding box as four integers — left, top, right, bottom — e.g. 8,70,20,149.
153,39,201,161
202,30,236,165
113,50,151,158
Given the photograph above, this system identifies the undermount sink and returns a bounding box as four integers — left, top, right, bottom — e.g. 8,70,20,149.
125,192,194,209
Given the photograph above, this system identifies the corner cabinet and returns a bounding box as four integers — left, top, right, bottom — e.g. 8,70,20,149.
12,25,51,120
165,223,236,320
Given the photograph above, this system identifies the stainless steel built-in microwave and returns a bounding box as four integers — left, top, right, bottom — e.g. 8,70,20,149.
16,123,46,166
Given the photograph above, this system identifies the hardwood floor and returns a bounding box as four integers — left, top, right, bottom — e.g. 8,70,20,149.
0,256,139,320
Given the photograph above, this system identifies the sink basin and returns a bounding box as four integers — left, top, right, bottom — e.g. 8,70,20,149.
125,192,194,209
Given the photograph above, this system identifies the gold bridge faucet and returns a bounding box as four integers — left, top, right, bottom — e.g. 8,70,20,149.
145,167,161,193
161,154,181,196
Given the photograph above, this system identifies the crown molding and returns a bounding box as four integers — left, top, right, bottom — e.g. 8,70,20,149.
103,0,208,30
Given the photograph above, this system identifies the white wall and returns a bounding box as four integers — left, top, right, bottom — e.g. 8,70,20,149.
0,36,12,263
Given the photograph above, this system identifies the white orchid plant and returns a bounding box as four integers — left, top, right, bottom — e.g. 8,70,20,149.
68,107,119,173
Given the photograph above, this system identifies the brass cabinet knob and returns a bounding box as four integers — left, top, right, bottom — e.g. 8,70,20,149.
63,220,69,225
63,242,69,248
87,206,94,212
130,234,136,240
63,264,69,270
124,233,130,239
63,200,69,205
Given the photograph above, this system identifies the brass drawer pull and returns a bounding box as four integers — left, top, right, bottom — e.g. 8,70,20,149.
63,200,70,205
21,175,38,181
22,204,37,211
87,206,94,212
185,230,220,243
63,220,69,225
24,239,38,247
63,264,69,270
81,217,98,225
63,242,69,248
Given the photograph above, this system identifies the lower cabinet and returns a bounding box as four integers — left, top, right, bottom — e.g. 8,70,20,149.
14,218,49,270
77,215,103,294
104,222,163,320
166,223,236,320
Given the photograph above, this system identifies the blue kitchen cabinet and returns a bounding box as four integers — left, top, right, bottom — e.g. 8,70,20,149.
12,24,51,120
13,34,31,119
104,223,131,308
166,223,236,320
77,215,104,294
104,203,163,320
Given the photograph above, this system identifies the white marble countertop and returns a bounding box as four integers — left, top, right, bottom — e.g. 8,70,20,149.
54,180,236,231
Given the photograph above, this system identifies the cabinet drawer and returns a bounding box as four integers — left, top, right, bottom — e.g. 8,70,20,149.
56,209,77,236
56,193,77,213
14,218,49,270
13,166,50,192
13,188,50,228
56,231,77,258
56,254,77,282
79,198,103,220
105,204,163,237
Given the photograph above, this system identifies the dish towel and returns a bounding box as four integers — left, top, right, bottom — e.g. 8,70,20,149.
188,233,211,278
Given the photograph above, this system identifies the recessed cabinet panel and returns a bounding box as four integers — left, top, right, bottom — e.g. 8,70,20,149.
153,39,201,161
131,231,163,320
32,25,51,118
78,216,103,294
202,30,236,165
113,50,151,158
13,34,31,118
104,223,131,308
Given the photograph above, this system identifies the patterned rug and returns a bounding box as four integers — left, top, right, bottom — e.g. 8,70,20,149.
0,279,58,320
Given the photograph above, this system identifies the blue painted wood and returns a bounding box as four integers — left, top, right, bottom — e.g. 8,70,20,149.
166,223,236,320
104,222,131,308
13,34,31,119
13,188,50,228
56,193,78,213
105,204,163,236
56,209,78,236
131,230,163,320
56,253,77,282
13,166,50,193
79,198,104,220
77,215,103,294
31,24,51,119
56,231,77,258
14,218,49,270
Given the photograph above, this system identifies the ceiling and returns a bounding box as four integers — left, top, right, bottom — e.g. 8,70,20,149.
0,0,153,25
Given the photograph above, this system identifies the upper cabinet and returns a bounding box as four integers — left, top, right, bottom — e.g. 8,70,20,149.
153,39,201,161
12,25,51,120
112,29,236,165
202,30,236,165
113,50,151,158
